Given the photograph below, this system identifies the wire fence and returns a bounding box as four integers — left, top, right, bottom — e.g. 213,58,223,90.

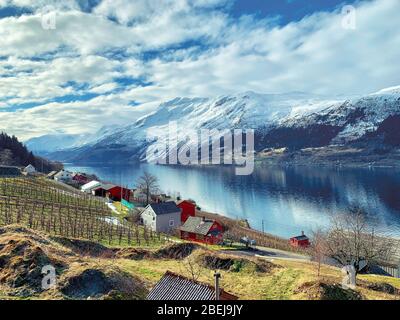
0,177,168,247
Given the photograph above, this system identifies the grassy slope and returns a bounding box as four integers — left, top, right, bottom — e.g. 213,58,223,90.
115,253,400,300
0,224,399,300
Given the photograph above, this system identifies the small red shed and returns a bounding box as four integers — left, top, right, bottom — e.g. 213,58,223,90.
72,173,88,184
177,200,196,223
180,216,224,245
290,231,310,248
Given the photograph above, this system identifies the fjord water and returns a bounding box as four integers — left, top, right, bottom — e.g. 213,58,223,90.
65,163,400,239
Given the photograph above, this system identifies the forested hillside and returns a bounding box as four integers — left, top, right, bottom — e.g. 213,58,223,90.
0,132,62,173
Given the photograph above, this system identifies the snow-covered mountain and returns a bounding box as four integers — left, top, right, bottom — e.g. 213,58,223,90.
281,86,400,142
25,133,85,154
25,125,121,155
42,87,400,163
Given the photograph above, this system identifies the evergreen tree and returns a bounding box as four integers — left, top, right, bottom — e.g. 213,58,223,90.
0,132,63,172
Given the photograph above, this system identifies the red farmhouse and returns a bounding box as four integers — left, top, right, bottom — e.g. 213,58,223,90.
290,231,310,248
93,184,131,202
107,186,131,202
180,216,224,245
177,200,196,223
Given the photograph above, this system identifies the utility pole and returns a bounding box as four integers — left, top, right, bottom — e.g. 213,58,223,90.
214,272,221,301
262,220,264,234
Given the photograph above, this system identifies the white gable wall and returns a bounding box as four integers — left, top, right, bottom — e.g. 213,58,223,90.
140,206,181,233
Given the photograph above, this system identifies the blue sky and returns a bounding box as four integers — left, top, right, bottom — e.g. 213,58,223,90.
0,0,360,20
0,0,399,140
231,0,359,23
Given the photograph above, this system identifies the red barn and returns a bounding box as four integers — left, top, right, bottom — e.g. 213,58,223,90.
180,216,224,245
107,185,131,202
290,231,310,248
177,200,196,223
93,184,131,201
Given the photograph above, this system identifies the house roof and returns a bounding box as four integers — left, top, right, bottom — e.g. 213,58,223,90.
47,171,58,177
147,271,238,301
72,173,86,178
54,170,72,177
148,201,181,216
94,183,116,191
0,166,21,177
81,180,101,191
291,235,309,241
180,216,215,236
177,199,196,206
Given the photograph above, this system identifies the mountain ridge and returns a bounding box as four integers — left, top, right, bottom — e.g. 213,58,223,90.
29,87,400,165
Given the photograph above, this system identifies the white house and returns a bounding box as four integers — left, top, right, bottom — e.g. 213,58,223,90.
24,164,36,174
54,170,73,182
81,180,101,193
140,201,182,233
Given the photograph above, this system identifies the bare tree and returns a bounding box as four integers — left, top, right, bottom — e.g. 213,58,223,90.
136,171,159,205
325,207,393,276
125,208,142,224
181,255,203,281
310,228,328,277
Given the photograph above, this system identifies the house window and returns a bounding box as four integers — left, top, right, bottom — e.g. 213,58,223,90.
169,220,175,227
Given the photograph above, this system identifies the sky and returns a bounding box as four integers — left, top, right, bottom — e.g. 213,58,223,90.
0,0,399,140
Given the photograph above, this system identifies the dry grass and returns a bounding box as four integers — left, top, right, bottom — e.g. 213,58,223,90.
0,225,147,300
115,250,400,300
1,224,400,300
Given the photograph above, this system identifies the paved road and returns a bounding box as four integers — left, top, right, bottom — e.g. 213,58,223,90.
221,246,312,263
221,246,398,277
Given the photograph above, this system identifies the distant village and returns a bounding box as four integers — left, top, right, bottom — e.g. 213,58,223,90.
21,165,231,247
1,163,312,250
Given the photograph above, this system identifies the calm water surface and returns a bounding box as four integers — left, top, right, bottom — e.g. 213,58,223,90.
65,163,400,239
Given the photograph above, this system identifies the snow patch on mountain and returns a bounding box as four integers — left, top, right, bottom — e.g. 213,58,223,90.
38,86,400,163
25,134,85,153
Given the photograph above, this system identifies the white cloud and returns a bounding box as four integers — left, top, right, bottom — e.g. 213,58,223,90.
89,82,118,94
0,11,134,56
0,55,123,105
0,95,157,140
0,0,399,140
93,0,230,25
126,0,400,97
0,0,80,10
